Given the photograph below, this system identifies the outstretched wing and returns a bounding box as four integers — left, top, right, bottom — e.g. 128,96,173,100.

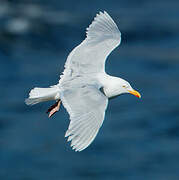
60,11,121,80
61,85,108,151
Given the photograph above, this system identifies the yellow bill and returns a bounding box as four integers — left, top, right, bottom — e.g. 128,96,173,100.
128,90,141,98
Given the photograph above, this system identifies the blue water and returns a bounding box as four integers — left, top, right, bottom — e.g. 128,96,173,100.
0,0,179,179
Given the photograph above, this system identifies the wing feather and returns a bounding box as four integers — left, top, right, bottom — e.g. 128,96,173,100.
86,11,120,42
59,11,121,82
61,85,108,151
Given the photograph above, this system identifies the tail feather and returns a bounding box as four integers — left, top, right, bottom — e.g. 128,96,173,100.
25,86,59,106
25,97,45,105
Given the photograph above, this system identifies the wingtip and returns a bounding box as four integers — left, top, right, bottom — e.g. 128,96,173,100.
65,130,69,138
86,10,120,43
96,10,107,17
103,10,108,15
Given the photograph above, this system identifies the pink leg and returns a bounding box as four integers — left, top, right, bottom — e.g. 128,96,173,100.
46,100,61,118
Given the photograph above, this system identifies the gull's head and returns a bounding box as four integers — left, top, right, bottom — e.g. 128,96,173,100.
103,77,141,98
119,79,141,98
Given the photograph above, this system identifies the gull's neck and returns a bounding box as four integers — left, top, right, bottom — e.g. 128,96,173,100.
97,73,123,98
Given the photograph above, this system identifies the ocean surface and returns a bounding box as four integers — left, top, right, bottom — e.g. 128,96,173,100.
0,0,179,179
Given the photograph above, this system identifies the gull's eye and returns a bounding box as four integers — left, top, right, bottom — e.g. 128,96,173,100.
122,85,126,88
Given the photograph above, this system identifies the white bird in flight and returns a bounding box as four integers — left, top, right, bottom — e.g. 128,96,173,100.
25,11,141,152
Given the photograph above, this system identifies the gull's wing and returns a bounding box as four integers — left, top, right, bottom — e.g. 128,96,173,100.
61,84,108,151
60,11,121,80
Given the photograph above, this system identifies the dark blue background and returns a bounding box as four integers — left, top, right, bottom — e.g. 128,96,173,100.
0,0,179,179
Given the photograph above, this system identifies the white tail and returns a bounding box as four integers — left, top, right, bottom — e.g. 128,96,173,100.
25,86,59,105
